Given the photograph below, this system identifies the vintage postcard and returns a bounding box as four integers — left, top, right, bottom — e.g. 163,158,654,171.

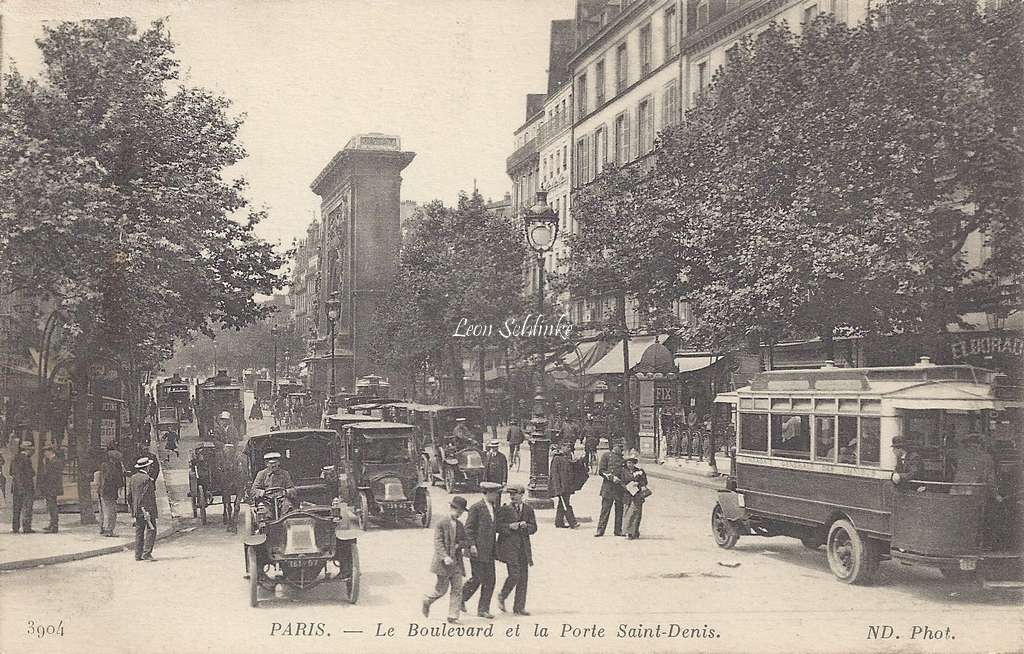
0,1,1021,653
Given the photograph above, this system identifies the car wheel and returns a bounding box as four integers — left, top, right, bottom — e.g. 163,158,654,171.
827,519,879,585
421,491,432,528
347,543,360,604
198,485,208,525
246,547,260,607
444,467,455,493
711,503,740,549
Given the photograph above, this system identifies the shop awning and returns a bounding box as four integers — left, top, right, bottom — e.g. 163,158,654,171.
587,335,662,375
674,355,717,374
544,339,606,375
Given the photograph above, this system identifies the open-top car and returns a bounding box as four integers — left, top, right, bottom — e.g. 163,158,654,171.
340,421,431,529
411,405,485,492
241,429,361,607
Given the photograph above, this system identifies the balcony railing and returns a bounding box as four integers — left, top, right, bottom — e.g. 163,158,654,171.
506,137,539,173
537,114,570,145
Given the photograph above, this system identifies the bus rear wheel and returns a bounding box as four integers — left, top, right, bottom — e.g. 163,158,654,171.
711,504,740,549
827,519,879,585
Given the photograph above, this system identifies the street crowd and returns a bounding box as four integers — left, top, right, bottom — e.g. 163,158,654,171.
421,418,651,624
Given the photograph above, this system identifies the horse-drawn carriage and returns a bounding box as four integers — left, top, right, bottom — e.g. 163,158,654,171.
187,441,242,525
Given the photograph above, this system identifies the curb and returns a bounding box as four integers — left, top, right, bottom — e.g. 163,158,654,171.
0,472,182,572
645,465,727,491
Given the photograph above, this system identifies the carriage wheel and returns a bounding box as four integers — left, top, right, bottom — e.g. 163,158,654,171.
198,485,208,525
357,493,369,531
246,547,260,607
346,543,360,604
421,491,432,528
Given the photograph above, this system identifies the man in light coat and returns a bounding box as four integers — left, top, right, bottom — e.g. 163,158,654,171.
421,495,470,624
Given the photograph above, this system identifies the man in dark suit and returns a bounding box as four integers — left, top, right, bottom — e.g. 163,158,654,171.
549,442,580,529
39,446,64,533
595,440,626,537
422,496,469,624
482,440,508,486
128,457,159,561
461,481,501,618
10,439,36,533
495,483,537,616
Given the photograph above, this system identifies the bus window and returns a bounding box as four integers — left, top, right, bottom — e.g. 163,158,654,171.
860,417,880,466
903,410,941,447
814,416,836,462
770,414,810,460
739,413,768,453
837,416,858,464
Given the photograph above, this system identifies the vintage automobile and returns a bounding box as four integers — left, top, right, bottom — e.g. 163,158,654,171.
187,441,236,525
340,421,431,529
323,411,381,432
195,370,246,440
711,359,1023,587
241,429,361,607
156,374,192,423
255,379,274,411
406,405,485,493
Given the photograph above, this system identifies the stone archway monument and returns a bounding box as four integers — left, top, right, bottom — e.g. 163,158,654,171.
310,134,415,394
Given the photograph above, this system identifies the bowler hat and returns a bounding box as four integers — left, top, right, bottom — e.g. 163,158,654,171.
450,496,468,510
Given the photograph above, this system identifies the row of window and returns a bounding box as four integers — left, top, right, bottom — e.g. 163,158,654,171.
540,144,569,182
738,411,881,466
576,5,679,119
574,80,680,187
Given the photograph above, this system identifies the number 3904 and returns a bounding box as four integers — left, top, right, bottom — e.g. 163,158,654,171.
27,620,64,638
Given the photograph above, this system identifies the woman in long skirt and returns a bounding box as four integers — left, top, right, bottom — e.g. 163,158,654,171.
622,452,650,540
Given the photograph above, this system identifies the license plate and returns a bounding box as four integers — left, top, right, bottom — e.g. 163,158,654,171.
959,559,976,571
286,559,322,568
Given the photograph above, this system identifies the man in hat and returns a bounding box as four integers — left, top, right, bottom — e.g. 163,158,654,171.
549,442,580,529
97,449,124,536
38,446,64,533
251,452,297,517
462,482,501,618
595,440,626,537
422,495,470,624
212,411,240,445
452,417,473,447
10,438,36,533
128,457,158,561
506,419,525,469
495,483,537,616
483,440,508,487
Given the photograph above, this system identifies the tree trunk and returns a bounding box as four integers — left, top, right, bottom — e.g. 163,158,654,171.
70,359,97,525
447,344,465,405
479,346,496,438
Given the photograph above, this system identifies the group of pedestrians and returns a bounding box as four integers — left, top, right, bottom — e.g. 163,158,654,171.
596,441,650,539
422,482,537,624
8,438,65,534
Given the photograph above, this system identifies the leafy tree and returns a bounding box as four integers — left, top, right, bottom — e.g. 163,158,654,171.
370,192,524,407
649,0,1023,359
0,19,285,522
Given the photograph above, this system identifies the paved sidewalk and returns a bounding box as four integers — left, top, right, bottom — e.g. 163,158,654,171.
0,471,177,571
643,455,729,491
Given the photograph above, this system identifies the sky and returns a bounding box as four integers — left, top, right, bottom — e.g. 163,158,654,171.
0,0,575,248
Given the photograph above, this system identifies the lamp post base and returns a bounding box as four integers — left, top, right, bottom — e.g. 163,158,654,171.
525,492,554,510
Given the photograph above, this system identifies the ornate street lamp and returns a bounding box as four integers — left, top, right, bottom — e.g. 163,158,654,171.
523,191,559,509
325,292,343,412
